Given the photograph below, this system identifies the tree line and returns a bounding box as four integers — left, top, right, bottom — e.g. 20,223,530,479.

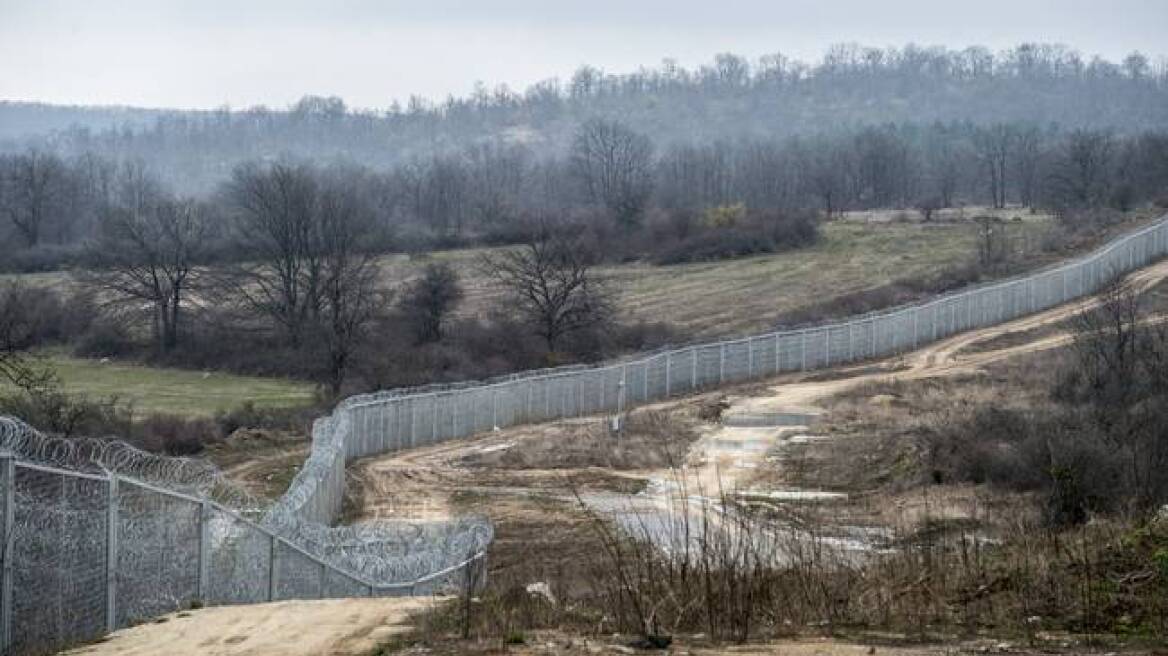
3,43,1166,194
3,119,1167,266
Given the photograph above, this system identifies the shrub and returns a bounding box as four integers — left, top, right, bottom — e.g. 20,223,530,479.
137,414,222,455
74,318,136,358
0,281,71,348
653,227,775,265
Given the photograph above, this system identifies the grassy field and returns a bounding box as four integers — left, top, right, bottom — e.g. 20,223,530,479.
388,220,1032,338
4,352,316,418
387,211,1161,339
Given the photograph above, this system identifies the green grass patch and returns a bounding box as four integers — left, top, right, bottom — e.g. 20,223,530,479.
4,352,316,418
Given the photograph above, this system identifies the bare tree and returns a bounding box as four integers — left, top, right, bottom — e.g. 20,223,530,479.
224,161,323,347
1012,125,1043,208
399,262,462,344
85,167,211,352
482,228,613,354
226,162,383,394
313,172,385,396
464,142,529,230
570,119,655,229
916,195,942,222
0,150,70,247
801,139,850,218
1048,129,1115,209
0,282,50,388
973,214,1009,268
975,124,1013,209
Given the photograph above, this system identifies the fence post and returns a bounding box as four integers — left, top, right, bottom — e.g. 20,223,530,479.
409,400,417,447
319,562,327,599
691,348,698,390
911,308,920,350
620,365,628,408
268,535,279,601
1,453,14,652
642,362,649,400
197,500,211,603
747,339,755,378
664,353,672,397
105,473,119,632
800,331,807,371
824,329,831,367
847,323,854,362
774,333,781,374
718,344,725,383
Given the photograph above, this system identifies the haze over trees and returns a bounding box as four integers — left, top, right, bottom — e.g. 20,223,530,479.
2,43,1167,194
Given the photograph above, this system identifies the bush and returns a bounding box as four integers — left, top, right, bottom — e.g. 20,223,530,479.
214,401,315,437
74,318,136,358
653,227,776,265
0,385,132,439
0,281,71,348
137,414,222,455
650,208,819,265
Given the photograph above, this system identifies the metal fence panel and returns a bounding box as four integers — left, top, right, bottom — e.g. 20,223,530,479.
9,465,108,655
206,509,271,606
115,480,201,627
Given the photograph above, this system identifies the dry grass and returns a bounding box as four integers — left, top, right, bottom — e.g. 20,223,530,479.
456,408,703,472
374,221,1047,339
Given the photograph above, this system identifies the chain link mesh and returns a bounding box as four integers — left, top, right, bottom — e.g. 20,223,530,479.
2,214,1166,654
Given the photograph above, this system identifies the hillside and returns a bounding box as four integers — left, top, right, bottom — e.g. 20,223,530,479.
4,44,1166,193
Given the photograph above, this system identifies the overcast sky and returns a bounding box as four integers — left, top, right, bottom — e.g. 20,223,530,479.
1,0,1165,110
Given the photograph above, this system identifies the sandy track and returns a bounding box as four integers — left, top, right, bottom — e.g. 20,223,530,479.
672,258,1168,498
62,597,439,656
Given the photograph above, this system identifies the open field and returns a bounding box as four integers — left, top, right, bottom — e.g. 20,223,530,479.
382,211,1156,339
3,211,1156,349
384,221,993,337
3,352,316,417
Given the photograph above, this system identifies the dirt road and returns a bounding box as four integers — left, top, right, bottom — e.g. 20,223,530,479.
62,597,438,656
70,258,1168,655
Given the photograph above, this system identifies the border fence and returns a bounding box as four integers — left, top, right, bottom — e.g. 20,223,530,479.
3,213,1167,654
282,214,1168,529
0,443,489,655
